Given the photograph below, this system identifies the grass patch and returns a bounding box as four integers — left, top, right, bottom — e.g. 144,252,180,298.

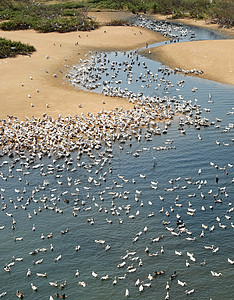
0,37,36,58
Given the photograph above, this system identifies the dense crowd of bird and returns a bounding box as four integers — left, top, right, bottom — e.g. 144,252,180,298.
0,138,233,299
0,15,233,300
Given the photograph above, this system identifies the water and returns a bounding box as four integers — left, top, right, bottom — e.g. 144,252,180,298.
0,16,233,300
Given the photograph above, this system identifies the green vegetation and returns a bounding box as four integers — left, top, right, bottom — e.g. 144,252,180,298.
0,0,98,33
0,0,232,32
210,0,234,27
87,0,233,27
0,37,35,58
106,19,132,26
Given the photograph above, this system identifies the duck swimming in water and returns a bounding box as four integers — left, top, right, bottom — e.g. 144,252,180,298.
170,271,177,280
16,290,23,299
55,293,67,299
153,270,165,277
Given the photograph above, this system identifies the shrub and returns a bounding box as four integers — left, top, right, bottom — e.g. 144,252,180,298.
34,17,98,33
172,9,185,18
0,37,36,58
0,17,36,30
210,0,234,27
0,1,99,33
106,19,132,26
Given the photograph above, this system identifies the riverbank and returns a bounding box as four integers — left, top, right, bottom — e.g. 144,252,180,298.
152,14,234,38
141,39,234,85
0,26,166,119
89,12,234,85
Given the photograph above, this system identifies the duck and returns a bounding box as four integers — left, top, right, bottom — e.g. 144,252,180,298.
228,258,234,264
0,292,7,298
4,266,10,273
125,288,130,297
55,293,67,298
178,279,187,286
211,271,222,277
165,292,170,299
200,260,206,266
16,290,23,299
59,281,66,290
37,272,47,278
31,283,38,292
78,282,87,287
185,260,190,267
101,275,109,280
92,271,98,278
49,282,58,287
170,271,177,280
139,284,144,292
185,289,195,295
153,270,165,277
54,255,62,262
148,274,153,281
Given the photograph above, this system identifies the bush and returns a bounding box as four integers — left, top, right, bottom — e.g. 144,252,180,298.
0,1,99,33
0,17,36,30
210,0,234,27
106,19,132,26
0,0,232,30
34,17,98,33
172,9,185,18
0,37,36,58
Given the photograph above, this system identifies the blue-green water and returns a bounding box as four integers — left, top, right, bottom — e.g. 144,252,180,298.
0,17,233,300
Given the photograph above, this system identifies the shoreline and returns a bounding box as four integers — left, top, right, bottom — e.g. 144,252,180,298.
151,14,234,38
0,12,233,120
141,39,234,86
0,26,166,120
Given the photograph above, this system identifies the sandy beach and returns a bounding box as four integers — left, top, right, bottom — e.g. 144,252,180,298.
141,39,234,85
0,25,166,119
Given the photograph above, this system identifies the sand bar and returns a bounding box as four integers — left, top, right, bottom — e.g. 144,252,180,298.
0,26,166,119
141,39,234,85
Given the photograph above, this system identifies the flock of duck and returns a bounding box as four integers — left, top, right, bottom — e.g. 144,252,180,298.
0,15,233,300
0,132,233,299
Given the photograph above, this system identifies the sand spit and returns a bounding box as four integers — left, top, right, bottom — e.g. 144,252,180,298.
0,26,166,119
142,39,234,85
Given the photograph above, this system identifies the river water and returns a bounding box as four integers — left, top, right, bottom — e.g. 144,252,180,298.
0,16,233,300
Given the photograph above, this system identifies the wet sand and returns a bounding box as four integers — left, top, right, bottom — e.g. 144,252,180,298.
142,39,234,85
0,26,166,119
